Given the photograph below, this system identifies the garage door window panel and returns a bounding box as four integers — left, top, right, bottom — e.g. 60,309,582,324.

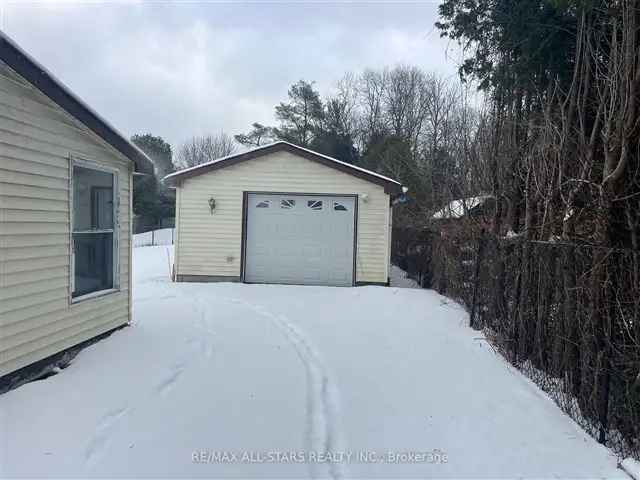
281,199,296,209
307,200,323,211
334,201,349,211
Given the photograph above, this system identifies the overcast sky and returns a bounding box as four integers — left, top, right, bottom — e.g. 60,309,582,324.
1,1,461,150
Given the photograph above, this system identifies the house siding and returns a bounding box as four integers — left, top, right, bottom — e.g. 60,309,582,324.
175,150,391,284
0,62,132,378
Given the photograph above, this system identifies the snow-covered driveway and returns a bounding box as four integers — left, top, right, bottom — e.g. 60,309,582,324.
0,246,624,478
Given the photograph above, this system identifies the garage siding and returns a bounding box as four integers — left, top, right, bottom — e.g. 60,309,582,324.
0,62,132,378
175,150,391,284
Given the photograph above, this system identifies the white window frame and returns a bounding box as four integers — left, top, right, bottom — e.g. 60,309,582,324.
70,158,120,303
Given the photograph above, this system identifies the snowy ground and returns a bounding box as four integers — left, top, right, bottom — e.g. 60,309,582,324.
0,246,625,478
389,264,420,288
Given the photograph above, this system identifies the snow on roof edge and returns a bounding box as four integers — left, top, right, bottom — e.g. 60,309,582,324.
286,142,401,185
164,141,402,186
163,142,277,179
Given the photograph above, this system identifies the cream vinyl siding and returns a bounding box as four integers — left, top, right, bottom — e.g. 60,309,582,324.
175,150,391,283
0,62,132,377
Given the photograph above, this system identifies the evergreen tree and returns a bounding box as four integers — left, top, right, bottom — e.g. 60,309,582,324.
273,80,324,147
131,134,175,225
131,134,175,178
310,97,359,163
235,81,359,164
234,123,275,147
436,0,575,92
311,130,359,164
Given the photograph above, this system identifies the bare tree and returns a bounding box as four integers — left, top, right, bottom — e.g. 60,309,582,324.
176,133,237,169
356,68,388,147
323,73,360,140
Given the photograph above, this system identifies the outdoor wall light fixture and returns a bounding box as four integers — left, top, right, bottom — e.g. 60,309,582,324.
208,197,216,214
361,193,370,203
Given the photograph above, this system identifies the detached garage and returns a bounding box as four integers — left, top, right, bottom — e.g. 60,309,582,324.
164,142,403,286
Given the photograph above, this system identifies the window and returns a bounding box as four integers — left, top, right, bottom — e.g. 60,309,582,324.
72,164,117,299
333,201,348,211
307,200,323,211
280,199,296,209
256,200,270,208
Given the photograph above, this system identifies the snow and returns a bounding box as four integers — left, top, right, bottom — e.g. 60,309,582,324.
0,246,625,478
163,141,401,186
389,264,420,288
133,228,175,247
432,195,491,219
622,458,640,480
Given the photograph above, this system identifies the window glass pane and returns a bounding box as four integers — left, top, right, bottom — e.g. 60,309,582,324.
307,200,323,210
73,166,114,230
334,202,348,211
256,200,270,208
73,232,113,297
281,199,296,209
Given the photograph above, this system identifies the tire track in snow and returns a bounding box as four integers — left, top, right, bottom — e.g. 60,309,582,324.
151,299,217,396
229,298,347,480
154,363,186,396
84,406,130,469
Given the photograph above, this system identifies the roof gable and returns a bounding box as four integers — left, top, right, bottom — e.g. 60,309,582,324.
0,31,153,174
164,142,403,195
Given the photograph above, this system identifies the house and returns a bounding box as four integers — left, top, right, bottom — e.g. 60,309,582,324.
164,142,403,287
0,33,152,387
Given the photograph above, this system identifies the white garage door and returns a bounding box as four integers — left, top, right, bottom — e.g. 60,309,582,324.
244,193,356,286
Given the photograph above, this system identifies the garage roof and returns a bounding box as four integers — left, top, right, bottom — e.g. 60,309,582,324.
164,141,403,194
0,31,153,174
